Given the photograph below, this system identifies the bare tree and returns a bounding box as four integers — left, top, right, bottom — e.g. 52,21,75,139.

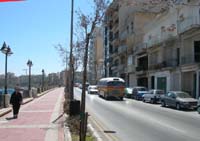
75,0,109,140
54,44,69,67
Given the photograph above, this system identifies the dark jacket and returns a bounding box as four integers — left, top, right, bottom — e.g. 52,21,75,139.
10,91,23,105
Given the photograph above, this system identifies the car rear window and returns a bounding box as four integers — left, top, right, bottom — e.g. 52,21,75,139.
137,88,147,91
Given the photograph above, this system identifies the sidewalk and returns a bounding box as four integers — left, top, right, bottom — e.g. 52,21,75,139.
0,88,66,141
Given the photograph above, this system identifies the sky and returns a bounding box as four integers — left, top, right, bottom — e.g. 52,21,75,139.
0,0,94,76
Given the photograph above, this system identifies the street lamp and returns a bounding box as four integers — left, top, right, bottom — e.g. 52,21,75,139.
1,42,13,107
27,60,33,96
42,69,45,92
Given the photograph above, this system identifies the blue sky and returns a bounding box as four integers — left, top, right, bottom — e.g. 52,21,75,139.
0,0,93,76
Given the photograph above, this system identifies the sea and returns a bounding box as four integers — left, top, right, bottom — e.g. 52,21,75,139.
0,88,14,95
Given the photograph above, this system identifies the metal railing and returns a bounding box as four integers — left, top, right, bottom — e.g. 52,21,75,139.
181,55,195,65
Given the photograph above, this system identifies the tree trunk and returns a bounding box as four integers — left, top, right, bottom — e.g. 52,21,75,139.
80,34,90,141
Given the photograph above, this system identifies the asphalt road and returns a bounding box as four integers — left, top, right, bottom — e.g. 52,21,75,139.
74,88,200,141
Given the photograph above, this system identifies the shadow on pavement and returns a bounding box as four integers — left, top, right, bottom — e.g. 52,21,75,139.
5,117,15,120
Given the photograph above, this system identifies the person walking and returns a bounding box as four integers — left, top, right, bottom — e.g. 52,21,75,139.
10,86,23,119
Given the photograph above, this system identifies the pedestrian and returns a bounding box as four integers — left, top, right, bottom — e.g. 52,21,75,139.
10,86,23,119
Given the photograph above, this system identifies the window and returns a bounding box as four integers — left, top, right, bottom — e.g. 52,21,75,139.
131,22,134,33
128,55,132,65
127,25,129,34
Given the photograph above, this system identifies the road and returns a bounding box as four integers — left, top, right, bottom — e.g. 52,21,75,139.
74,87,200,141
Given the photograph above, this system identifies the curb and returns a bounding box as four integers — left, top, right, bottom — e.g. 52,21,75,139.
64,114,72,141
0,108,12,117
22,98,34,105
88,123,103,141
37,88,56,98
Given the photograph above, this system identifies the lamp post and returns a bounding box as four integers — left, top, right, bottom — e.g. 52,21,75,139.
1,42,13,107
27,60,33,96
42,69,45,92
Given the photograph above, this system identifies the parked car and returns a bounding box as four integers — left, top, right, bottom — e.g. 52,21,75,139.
87,85,98,94
124,87,133,98
160,91,198,110
142,89,165,104
78,84,83,89
132,86,148,100
197,97,200,114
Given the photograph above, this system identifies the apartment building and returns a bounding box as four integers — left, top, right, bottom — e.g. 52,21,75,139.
103,0,200,98
88,27,104,84
104,0,158,86
178,0,200,98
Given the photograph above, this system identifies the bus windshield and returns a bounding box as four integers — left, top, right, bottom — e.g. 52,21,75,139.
107,81,125,87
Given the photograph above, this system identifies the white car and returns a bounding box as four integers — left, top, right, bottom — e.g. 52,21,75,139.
87,85,98,94
197,97,200,114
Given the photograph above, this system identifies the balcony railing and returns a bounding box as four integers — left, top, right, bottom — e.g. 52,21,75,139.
136,66,148,71
149,59,178,70
181,55,193,65
179,16,200,34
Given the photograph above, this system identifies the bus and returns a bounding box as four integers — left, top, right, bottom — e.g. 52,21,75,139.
97,77,125,100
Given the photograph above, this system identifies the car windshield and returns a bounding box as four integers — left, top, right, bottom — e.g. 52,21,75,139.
156,90,164,94
90,86,97,89
137,88,147,91
177,92,191,98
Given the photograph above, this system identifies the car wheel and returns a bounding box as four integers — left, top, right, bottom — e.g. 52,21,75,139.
150,98,154,104
120,97,123,101
176,103,181,110
143,98,146,102
161,101,166,107
197,106,200,114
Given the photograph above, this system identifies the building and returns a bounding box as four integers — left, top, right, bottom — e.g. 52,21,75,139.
103,0,200,98
104,0,159,86
88,27,104,84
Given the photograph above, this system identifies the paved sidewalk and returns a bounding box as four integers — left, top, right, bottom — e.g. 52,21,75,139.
0,88,65,141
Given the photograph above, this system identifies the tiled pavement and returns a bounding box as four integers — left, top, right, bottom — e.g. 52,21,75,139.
0,88,65,141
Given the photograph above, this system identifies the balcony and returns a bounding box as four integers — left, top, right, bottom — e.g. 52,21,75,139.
181,55,195,65
111,64,117,70
165,58,178,67
179,16,200,34
136,66,148,72
127,65,135,73
135,43,147,54
112,38,120,46
161,31,177,43
111,48,118,58
118,45,127,55
149,59,178,70
118,64,126,74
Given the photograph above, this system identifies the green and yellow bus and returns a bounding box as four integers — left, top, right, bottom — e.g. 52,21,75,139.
97,77,125,100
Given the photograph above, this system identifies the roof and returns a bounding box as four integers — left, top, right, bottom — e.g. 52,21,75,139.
99,77,125,83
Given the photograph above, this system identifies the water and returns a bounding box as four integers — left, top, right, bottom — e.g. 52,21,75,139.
0,88,14,95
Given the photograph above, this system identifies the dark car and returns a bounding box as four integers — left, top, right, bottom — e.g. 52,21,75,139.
160,91,198,110
132,86,148,100
124,87,133,98
197,97,200,114
142,89,165,104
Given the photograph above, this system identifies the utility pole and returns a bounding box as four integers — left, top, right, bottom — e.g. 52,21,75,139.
68,0,74,100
